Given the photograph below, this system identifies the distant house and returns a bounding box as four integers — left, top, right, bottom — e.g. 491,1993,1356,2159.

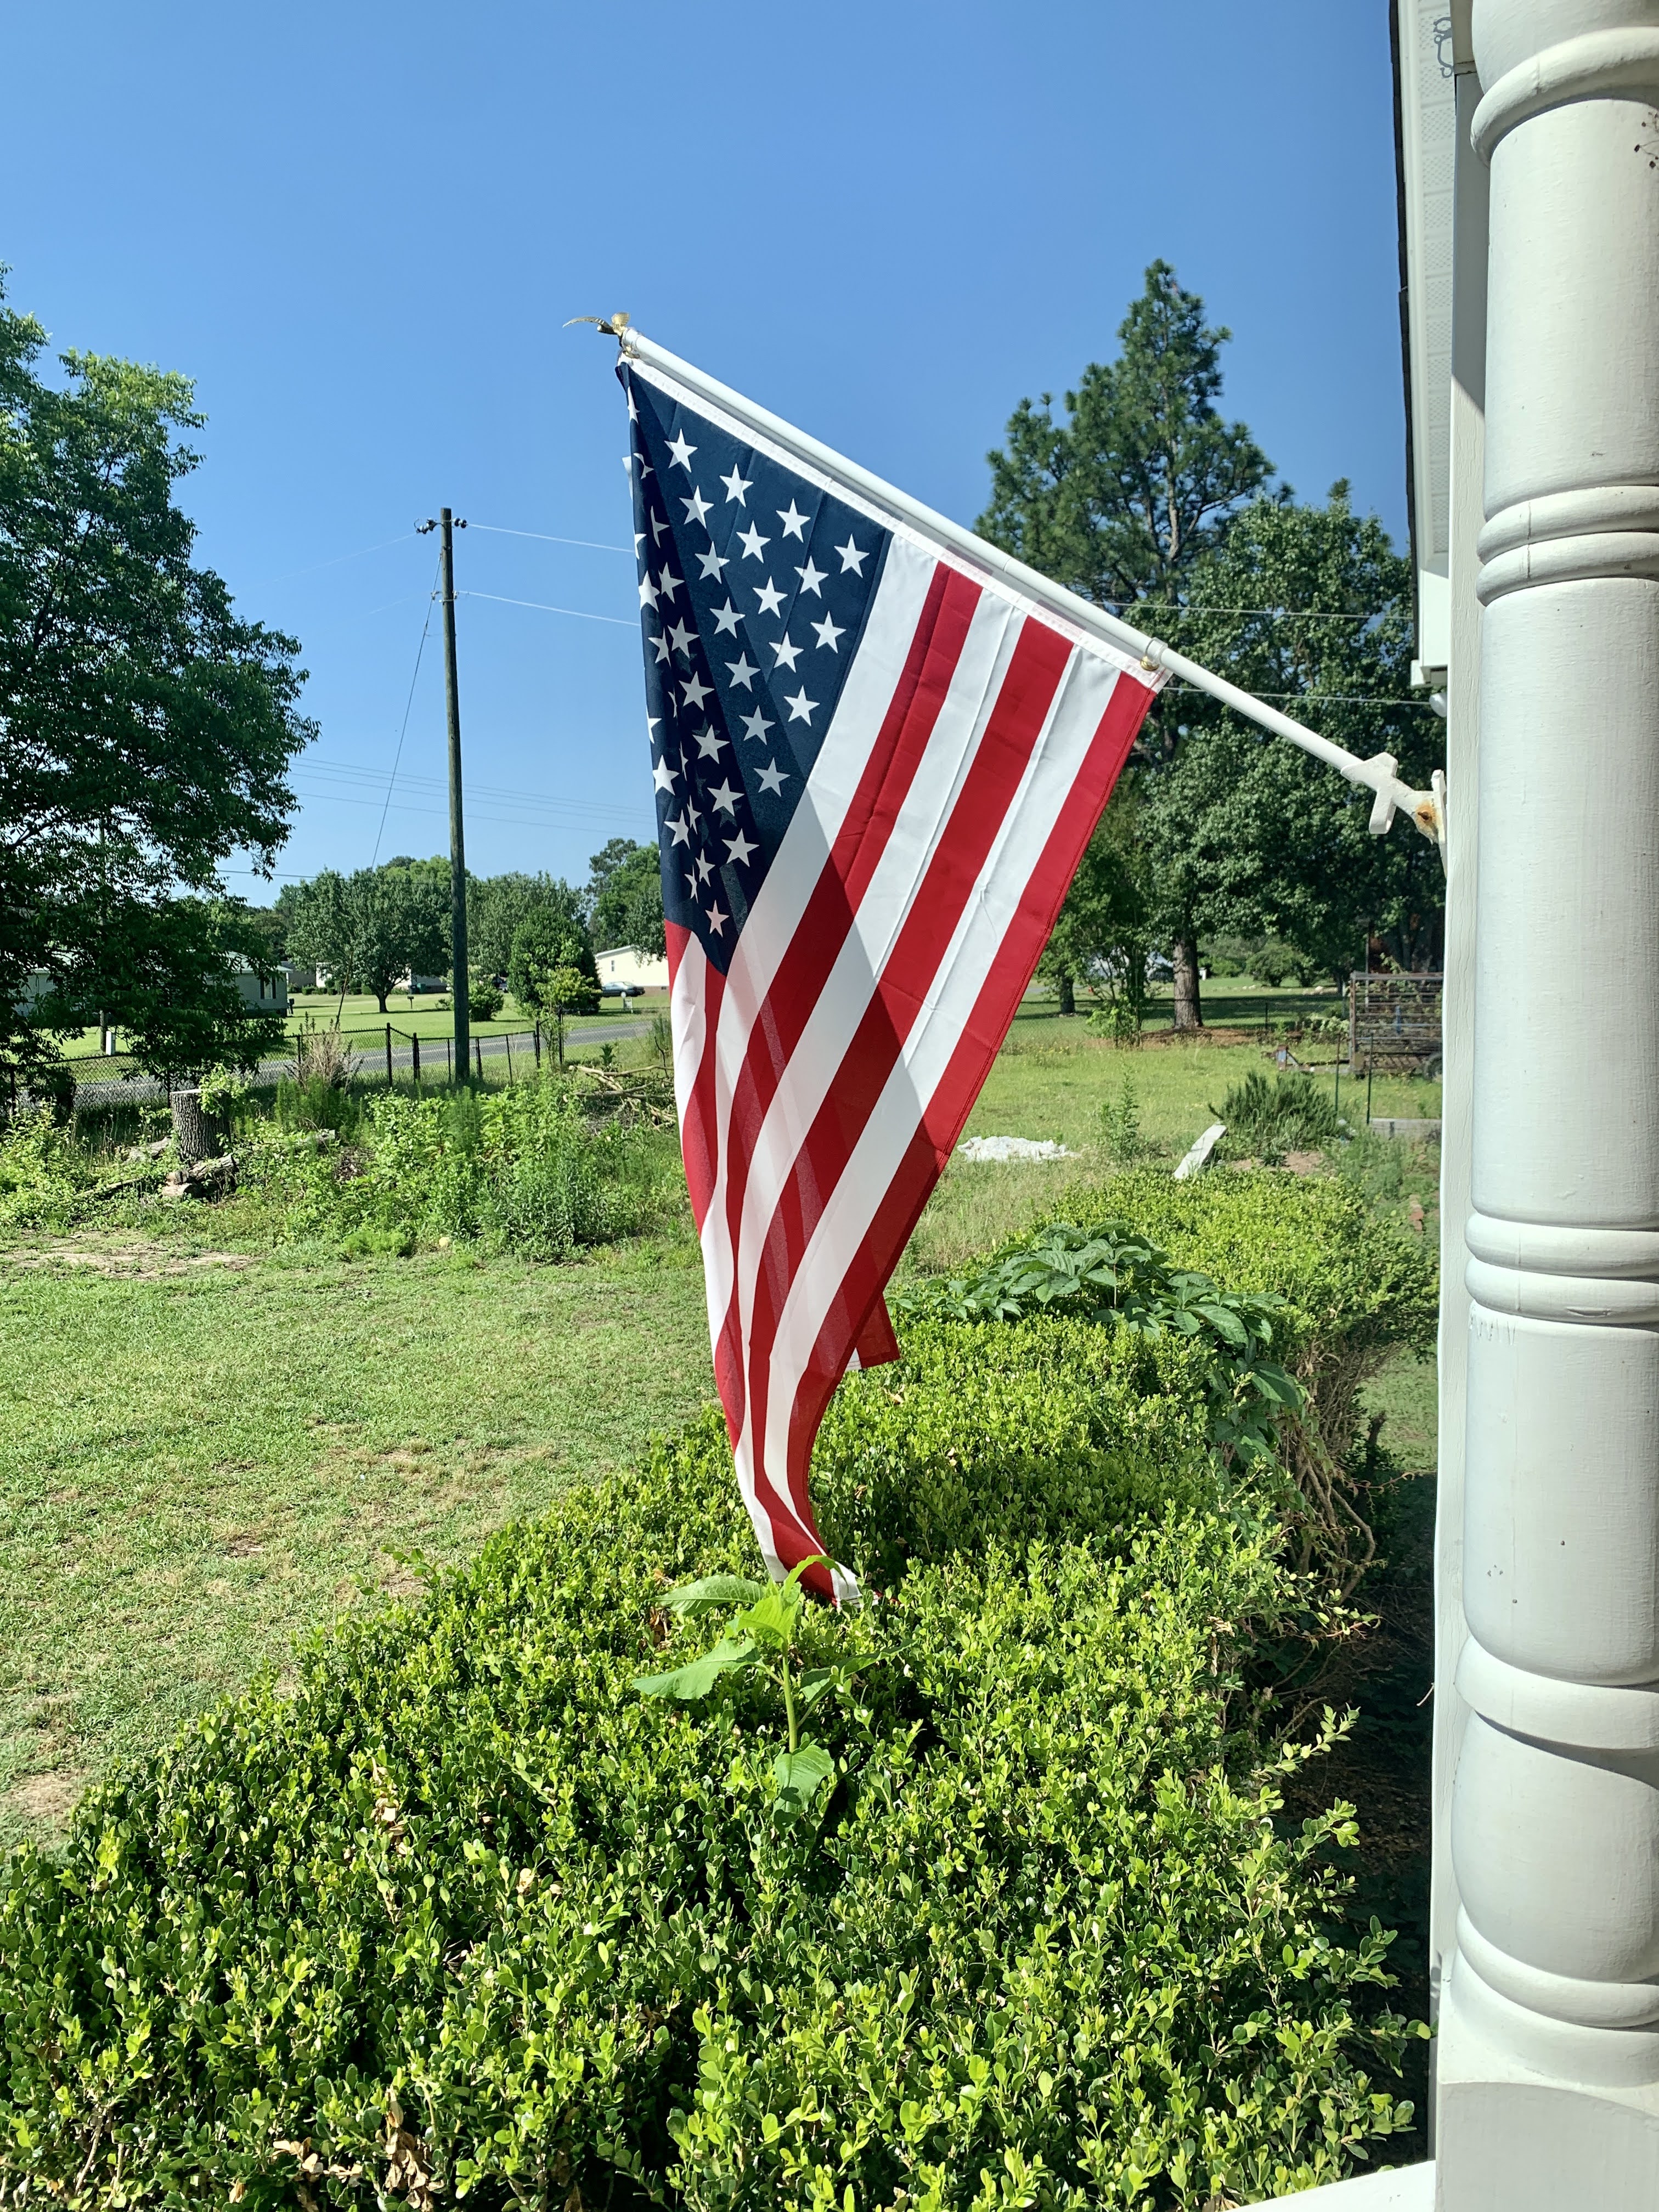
234,961,287,1012
283,960,320,992
596,944,669,994
395,969,449,994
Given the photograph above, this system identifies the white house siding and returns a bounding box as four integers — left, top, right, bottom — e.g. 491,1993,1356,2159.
595,944,669,991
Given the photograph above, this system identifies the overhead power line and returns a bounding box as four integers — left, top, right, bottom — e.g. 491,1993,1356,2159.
461,588,634,627
467,522,631,554
368,562,441,869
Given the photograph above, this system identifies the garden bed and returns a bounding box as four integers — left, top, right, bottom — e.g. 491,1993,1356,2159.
1,1174,1436,2209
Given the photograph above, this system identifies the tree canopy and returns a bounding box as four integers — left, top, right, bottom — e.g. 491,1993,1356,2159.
283,863,447,1012
978,262,1274,1024
0,275,312,1085
467,871,589,983
978,261,1272,616
978,263,1442,1022
585,837,665,959
1137,486,1442,982
507,907,600,1029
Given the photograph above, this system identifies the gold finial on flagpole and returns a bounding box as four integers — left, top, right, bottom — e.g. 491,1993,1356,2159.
564,311,632,337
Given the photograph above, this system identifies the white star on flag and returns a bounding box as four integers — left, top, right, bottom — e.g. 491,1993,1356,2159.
621,336,1164,1607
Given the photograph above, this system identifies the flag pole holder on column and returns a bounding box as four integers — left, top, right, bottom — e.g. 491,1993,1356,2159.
576,313,1447,863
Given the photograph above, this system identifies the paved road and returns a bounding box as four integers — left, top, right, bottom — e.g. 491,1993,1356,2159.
66,1019,661,1105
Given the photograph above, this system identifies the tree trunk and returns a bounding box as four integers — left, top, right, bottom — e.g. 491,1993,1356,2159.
1171,934,1204,1031
170,1086,225,1164
1057,970,1076,1018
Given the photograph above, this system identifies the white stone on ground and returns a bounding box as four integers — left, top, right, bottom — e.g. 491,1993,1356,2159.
956,1136,1073,1163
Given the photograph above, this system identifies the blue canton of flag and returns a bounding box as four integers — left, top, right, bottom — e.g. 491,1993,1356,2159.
623,367,891,972
617,337,1159,1602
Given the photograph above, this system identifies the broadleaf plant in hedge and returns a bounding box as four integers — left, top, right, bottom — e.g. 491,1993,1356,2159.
0,1171,1434,2208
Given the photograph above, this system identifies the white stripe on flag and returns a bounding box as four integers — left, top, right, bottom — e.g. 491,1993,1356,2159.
726,590,1022,1359
750,642,1126,1493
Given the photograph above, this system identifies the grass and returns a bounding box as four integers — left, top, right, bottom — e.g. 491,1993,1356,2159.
2,997,1442,1854
0,1235,712,1851
904,1003,1441,1274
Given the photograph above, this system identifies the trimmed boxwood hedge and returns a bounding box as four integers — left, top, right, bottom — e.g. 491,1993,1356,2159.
0,1173,1432,2210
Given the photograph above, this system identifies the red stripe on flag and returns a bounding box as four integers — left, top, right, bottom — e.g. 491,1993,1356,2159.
708,563,981,1430
668,921,725,1231
777,666,1156,1577
741,617,1076,1552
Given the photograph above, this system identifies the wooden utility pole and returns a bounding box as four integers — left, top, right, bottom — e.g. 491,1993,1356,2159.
438,508,469,1083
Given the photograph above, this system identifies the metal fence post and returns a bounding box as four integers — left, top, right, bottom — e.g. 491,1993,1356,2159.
385,1024,393,1087
505,1032,513,1082
474,1037,483,1082
412,1034,421,1085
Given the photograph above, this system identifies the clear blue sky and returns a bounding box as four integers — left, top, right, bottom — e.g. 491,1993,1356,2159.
5,2,1405,900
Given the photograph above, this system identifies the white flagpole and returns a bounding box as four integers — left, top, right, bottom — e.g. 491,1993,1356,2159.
603,319,1446,856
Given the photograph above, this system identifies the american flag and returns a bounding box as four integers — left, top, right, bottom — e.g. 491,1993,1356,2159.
624,355,1163,1601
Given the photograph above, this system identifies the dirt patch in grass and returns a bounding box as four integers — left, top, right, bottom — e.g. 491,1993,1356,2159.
1,1239,255,1280
5,1769,85,1827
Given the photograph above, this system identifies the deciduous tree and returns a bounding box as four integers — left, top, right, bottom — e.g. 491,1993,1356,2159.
1139,487,1442,985
585,837,665,959
0,276,312,1087
285,864,446,1012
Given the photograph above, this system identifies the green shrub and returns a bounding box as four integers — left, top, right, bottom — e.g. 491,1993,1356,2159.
1064,1172,1436,1585
231,1073,680,1259
0,1103,169,1230
0,1390,1421,2209
469,980,505,1023
273,1071,363,1137
813,1314,1232,1589
339,1075,675,1259
1215,1070,1344,1163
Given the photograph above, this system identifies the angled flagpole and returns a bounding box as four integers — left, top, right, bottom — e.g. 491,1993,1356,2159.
581,314,1447,858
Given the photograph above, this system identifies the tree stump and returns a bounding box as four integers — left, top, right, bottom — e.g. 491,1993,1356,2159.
169,1086,225,1165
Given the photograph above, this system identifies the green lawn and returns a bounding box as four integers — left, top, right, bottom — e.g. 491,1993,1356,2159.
0,1236,712,1850
3,1006,1442,1852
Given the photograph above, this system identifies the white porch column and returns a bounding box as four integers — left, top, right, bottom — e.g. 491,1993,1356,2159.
1436,2,1659,2200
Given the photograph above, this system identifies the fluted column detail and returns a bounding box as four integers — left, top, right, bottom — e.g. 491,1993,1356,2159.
1436,2,1659,2200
